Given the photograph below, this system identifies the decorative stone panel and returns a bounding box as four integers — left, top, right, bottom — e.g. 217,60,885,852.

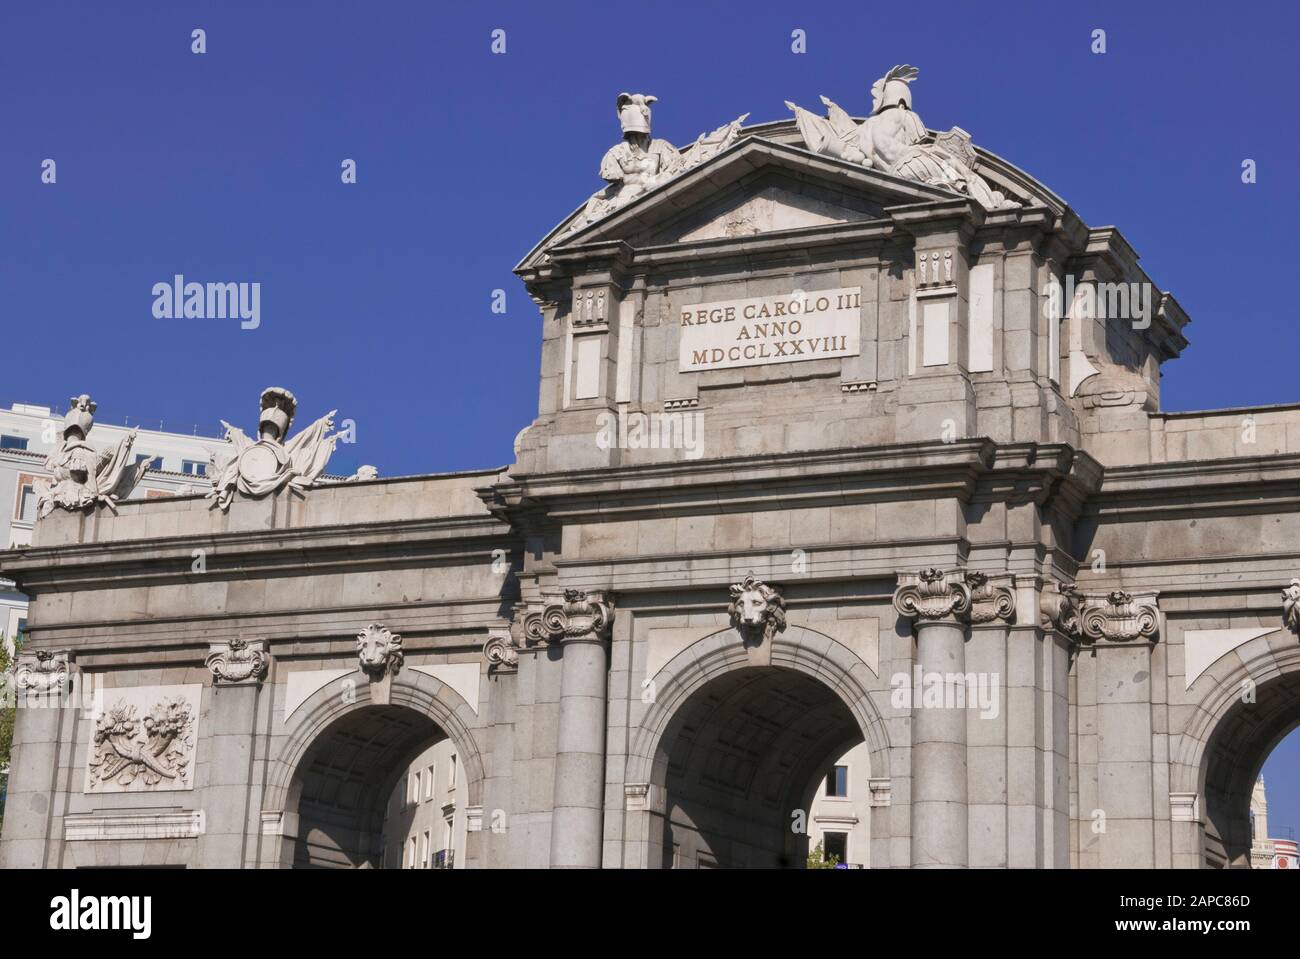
84,684,202,794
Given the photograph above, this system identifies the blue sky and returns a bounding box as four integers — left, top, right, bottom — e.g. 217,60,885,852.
2,0,1299,836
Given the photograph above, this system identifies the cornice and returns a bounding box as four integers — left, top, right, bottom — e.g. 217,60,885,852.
1087,453,1300,519
484,439,1102,528
0,514,516,595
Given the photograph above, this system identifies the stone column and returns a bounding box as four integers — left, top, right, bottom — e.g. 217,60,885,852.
525,589,613,869
198,638,270,868
895,569,973,868
0,651,74,868
1074,589,1161,868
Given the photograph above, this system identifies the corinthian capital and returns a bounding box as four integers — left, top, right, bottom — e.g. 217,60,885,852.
1079,589,1160,644
894,568,972,622
483,627,519,672
14,649,71,695
206,638,269,685
964,571,1016,624
1040,582,1083,640
523,589,613,645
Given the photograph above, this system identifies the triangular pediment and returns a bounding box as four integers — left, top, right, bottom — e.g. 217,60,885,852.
651,174,880,244
517,136,958,271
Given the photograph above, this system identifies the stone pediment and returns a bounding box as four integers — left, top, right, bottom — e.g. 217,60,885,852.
518,136,957,271
651,175,881,244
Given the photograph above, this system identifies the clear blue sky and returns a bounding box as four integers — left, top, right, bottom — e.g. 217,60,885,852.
2,0,1298,836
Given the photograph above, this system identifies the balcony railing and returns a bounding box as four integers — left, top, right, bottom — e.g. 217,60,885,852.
432,849,454,870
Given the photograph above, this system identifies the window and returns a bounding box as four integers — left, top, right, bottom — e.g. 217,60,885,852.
181,460,207,476
822,831,848,864
407,836,418,869
409,770,421,806
18,485,37,523
826,764,849,798
443,818,453,853
448,754,457,788
424,765,434,801
420,831,430,869
1,435,29,450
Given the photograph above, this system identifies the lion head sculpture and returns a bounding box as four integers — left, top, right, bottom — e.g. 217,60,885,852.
728,574,786,645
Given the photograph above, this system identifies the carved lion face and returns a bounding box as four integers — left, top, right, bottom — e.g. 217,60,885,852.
356,624,401,676
728,575,786,642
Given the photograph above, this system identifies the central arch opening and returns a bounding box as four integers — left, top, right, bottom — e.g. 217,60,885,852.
285,704,448,869
1201,671,1300,868
653,665,866,868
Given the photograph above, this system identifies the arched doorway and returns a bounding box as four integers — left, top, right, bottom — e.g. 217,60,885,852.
286,704,447,868
1199,673,1300,868
264,670,485,869
626,626,891,869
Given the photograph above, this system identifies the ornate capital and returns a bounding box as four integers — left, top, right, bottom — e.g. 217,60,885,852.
965,571,1016,624
483,628,519,672
1283,579,1300,636
1079,590,1160,644
728,573,787,645
1040,582,1083,640
356,624,404,679
14,649,71,695
205,638,269,685
523,589,613,645
894,568,972,622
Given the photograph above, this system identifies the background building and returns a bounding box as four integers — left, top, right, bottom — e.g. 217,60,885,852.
1250,777,1297,870
0,400,229,655
384,740,466,869
808,743,874,867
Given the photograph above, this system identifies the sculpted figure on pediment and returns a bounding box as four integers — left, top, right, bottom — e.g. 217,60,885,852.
564,94,748,236
787,64,1019,210
35,395,151,519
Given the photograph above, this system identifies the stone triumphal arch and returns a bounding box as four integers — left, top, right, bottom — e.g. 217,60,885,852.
4,65,1299,868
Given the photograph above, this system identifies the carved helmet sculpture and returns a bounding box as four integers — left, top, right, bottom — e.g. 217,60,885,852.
63,393,97,440
258,387,297,443
617,92,656,136
870,64,919,114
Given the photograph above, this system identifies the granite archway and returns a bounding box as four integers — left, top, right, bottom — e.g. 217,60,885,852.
263,668,485,869
623,624,891,868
